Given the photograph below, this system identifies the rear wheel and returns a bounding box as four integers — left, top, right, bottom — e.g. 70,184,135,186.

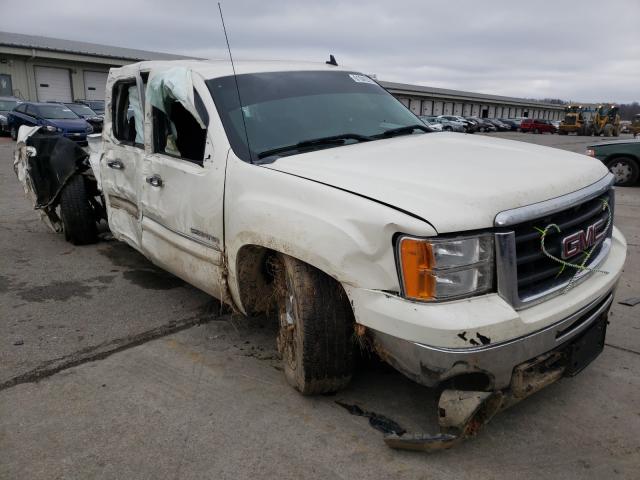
534,128,540,134
59,174,98,245
10,126,17,141
606,157,639,186
272,254,355,395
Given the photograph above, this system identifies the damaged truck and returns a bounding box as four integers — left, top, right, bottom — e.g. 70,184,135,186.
15,60,627,450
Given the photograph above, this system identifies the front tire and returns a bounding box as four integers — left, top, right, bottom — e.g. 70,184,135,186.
606,157,639,186
273,254,354,395
10,126,17,141
59,174,98,245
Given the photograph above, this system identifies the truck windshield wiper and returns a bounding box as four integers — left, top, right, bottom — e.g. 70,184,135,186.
373,124,432,138
257,133,373,159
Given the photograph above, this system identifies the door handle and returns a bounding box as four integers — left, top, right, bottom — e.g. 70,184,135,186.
146,175,163,188
107,160,124,170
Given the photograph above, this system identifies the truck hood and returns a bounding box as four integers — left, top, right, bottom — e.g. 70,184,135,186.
264,133,609,233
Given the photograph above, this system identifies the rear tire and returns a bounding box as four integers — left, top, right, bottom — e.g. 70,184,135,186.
273,253,355,395
10,126,17,141
534,128,540,134
59,174,98,245
606,157,639,186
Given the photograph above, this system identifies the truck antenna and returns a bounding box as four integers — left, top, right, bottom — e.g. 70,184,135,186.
218,2,253,163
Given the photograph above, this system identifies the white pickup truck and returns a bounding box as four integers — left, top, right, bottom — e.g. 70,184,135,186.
16,60,627,449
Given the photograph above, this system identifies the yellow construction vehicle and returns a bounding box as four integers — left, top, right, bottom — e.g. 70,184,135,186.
591,104,620,137
558,105,591,135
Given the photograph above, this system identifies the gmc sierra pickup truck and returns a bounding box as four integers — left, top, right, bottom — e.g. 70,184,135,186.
15,60,627,450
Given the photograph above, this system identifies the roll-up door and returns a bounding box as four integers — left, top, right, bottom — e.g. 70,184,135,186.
35,66,72,102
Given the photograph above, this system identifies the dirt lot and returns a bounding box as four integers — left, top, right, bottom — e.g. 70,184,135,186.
1,133,639,479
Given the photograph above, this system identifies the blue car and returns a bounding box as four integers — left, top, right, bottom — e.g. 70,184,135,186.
8,102,92,145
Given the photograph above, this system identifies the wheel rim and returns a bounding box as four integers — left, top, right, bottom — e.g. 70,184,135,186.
277,273,297,371
610,162,632,184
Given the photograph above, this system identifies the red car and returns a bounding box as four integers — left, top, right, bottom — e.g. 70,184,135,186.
520,118,557,134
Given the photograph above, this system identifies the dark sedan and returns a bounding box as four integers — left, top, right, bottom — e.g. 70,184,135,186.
75,99,105,115
0,96,21,135
8,102,92,145
64,103,103,133
587,139,640,186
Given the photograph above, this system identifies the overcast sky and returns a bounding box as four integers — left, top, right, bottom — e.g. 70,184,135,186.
2,0,638,102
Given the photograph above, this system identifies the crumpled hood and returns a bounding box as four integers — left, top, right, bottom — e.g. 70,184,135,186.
264,133,609,233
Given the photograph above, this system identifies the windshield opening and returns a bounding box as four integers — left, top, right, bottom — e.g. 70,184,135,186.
37,105,80,119
206,70,424,162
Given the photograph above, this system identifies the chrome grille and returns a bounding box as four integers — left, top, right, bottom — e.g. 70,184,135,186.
494,175,615,309
513,190,613,298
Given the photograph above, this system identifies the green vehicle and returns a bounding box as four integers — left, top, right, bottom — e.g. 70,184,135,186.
587,139,640,186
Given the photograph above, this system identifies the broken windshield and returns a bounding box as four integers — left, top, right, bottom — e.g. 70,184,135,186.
206,70,425,162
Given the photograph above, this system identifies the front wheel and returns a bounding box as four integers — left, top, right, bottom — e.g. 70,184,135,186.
273,254,355,395
10,126,17,141
607,157,639,186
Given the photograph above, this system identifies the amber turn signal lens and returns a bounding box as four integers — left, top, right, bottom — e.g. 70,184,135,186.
400,238,435,300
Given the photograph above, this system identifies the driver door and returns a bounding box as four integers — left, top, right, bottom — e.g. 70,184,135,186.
139,69,226,298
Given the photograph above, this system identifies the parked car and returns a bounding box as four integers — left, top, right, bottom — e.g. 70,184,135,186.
8,102,93,145
437,115,477,133
520,118,557,134
64,102,104,133
14,60,627,451
586,139,640,186
485,118,510,131
497,118,519,131
418,116,443,131
75,99,105,115
465,117,497,132
0,96,21,135
424,115,464,132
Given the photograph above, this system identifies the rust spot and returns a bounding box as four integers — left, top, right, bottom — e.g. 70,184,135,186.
457,331,468,341
354,323,366,337
476,333,491,345
469,339,479,346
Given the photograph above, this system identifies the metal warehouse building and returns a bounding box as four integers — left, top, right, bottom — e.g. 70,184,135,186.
381,81,564,120
1,31,563,120
0,31,189,103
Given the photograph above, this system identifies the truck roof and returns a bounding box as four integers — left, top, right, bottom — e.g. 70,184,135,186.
108,59,352,81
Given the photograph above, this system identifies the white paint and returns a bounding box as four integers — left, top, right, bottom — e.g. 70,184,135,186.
35,66,72,102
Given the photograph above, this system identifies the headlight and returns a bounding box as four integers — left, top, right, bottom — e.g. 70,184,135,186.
585,148,595,157
86,125,94,133
43,125,63,133
0,114,6,122
397,234,494,301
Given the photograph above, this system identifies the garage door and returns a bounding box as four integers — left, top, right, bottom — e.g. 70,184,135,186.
433,101,444,115
84,71,108,100
35,66,72,102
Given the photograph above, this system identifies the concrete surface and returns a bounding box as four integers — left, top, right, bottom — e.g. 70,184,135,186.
1,133,639,479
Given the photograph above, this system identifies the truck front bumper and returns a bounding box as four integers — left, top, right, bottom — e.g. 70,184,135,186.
370,291,612,389
346,226,626,390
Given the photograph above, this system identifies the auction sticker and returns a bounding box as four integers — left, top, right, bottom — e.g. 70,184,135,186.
349,74,376,84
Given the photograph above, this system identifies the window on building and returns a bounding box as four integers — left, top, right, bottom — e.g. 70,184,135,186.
0,74,12,96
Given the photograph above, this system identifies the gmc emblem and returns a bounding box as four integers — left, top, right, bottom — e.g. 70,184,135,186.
561,219,606,259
